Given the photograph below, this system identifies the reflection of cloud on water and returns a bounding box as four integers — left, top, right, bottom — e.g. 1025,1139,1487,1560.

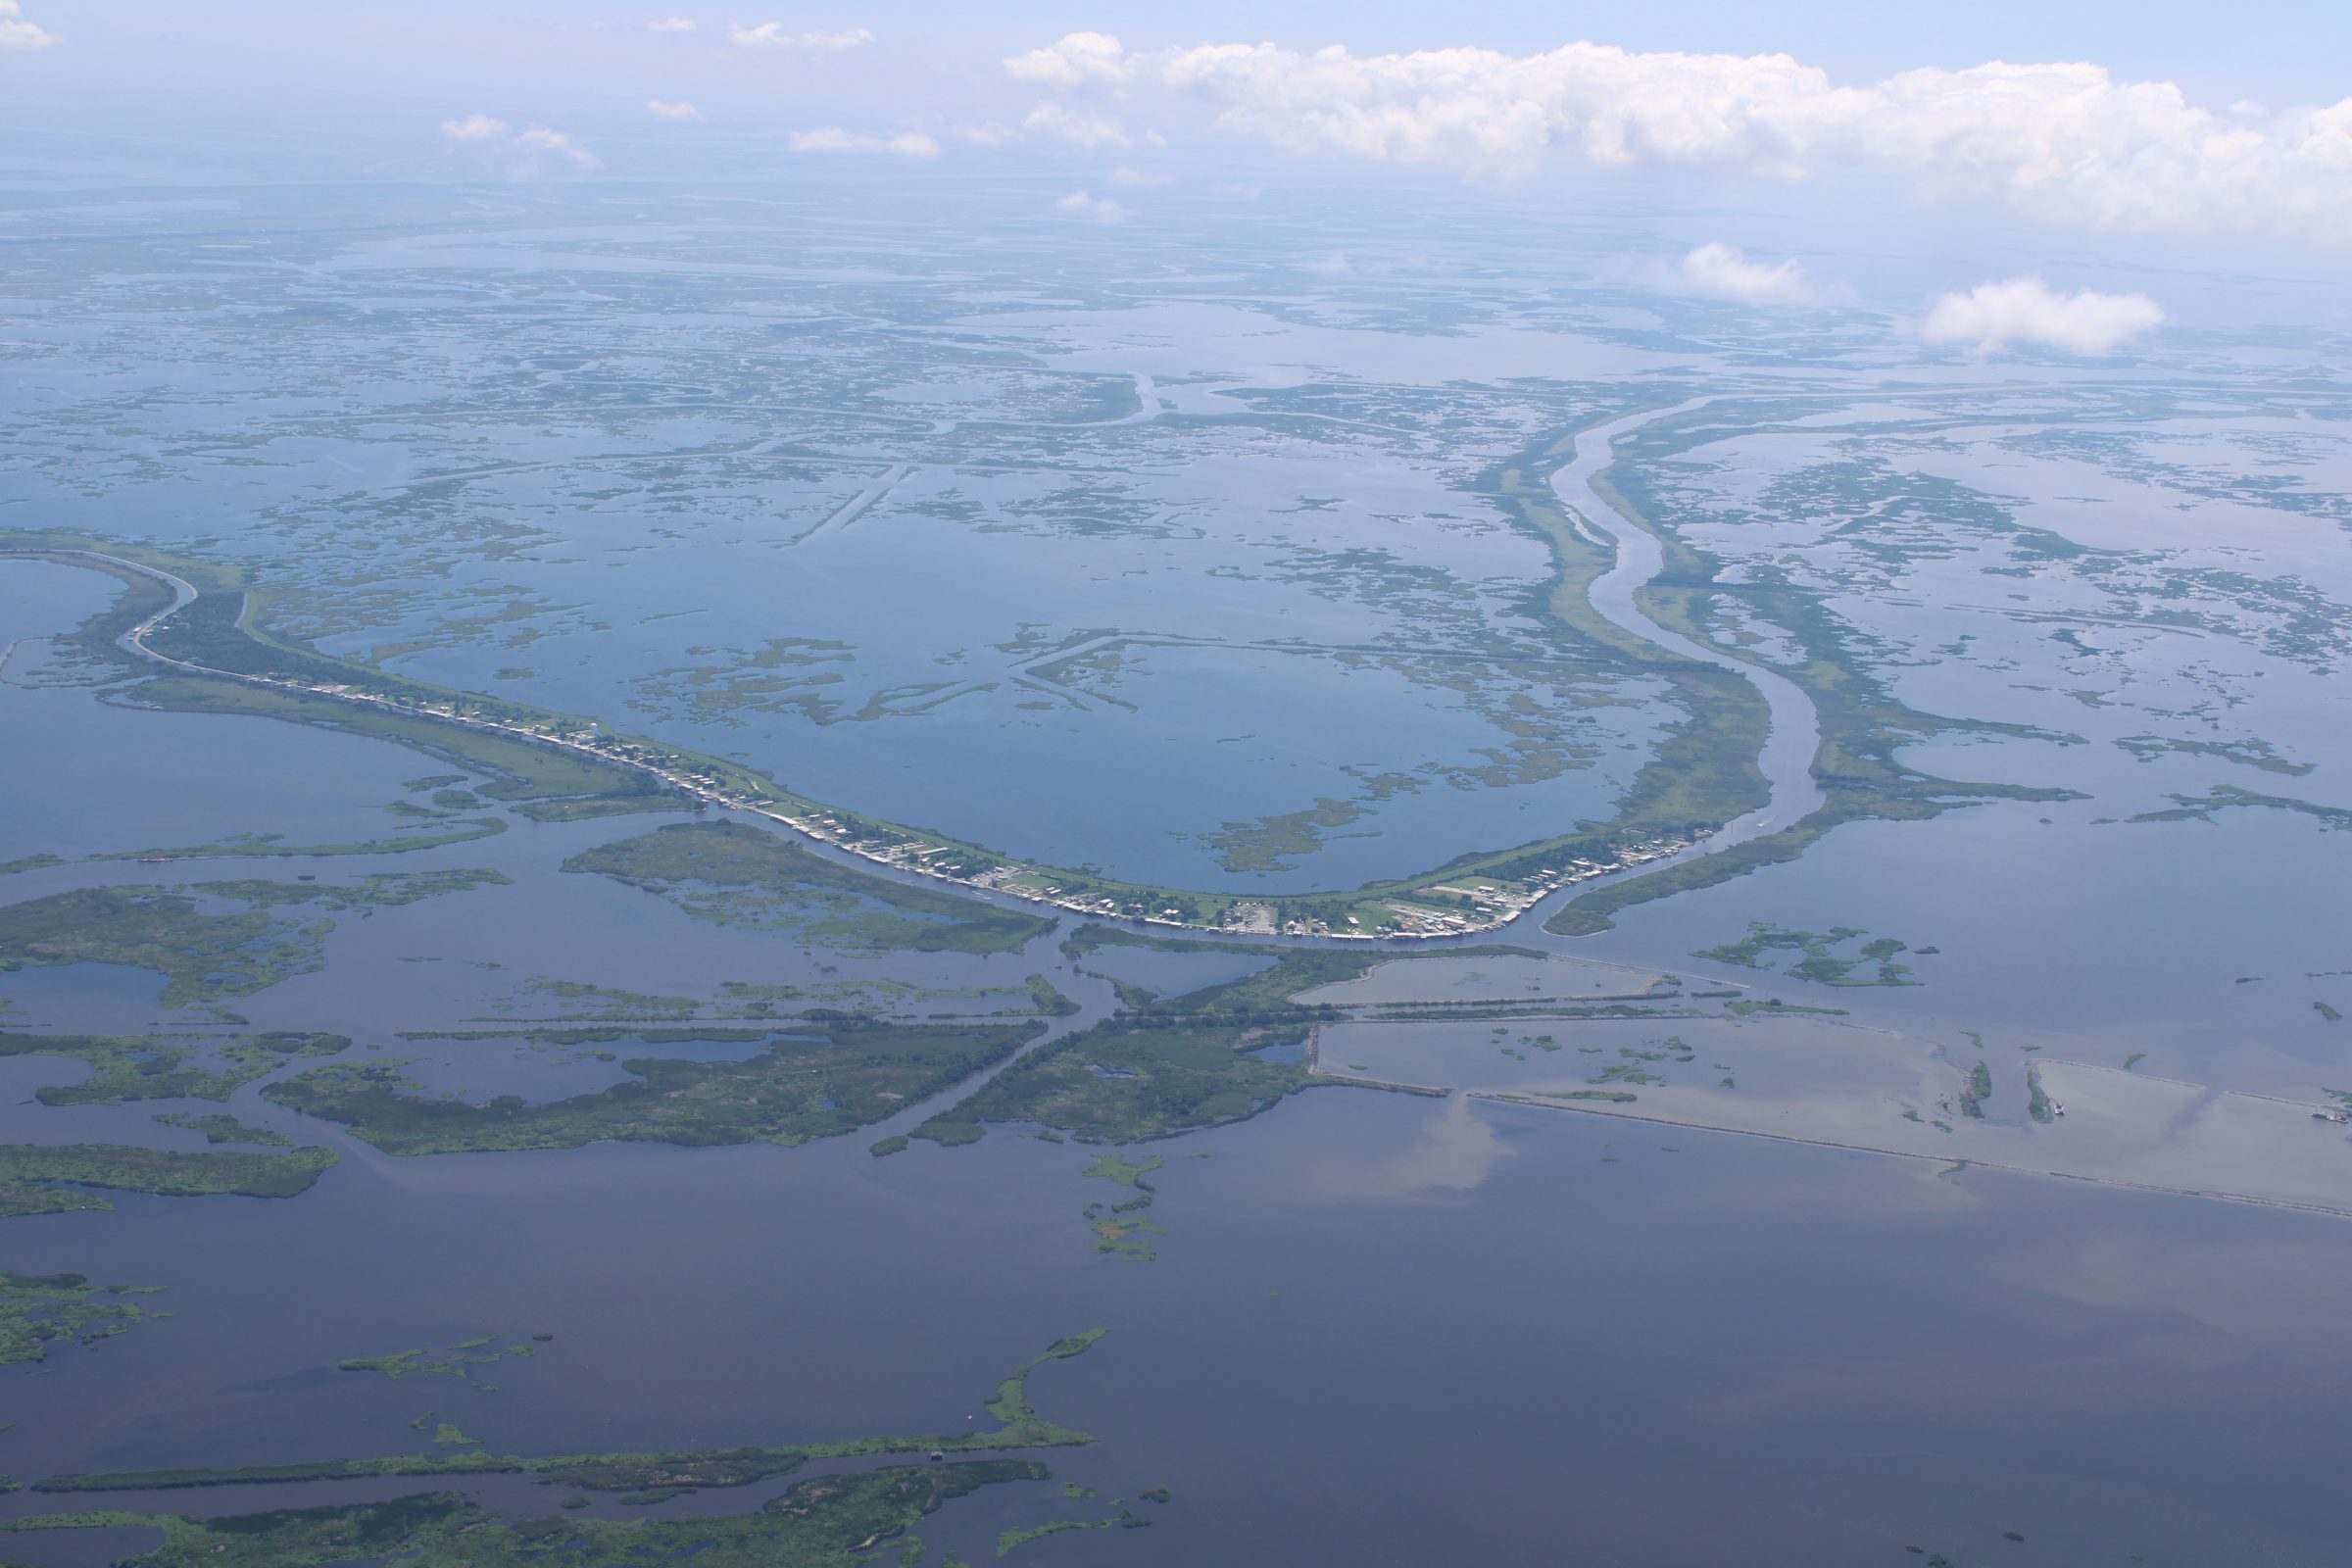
1999,1228,2352,1349
1304,1094,1513,1200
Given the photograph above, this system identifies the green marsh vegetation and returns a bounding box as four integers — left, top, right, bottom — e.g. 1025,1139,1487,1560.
34,1330,1108,1496
1721,998,1846,1017
151,1112,293,1146
132,670,679,822
5,1462,1057,1568
910,952,1374,1148
2114,733,2314,775
264,1021,1041,1154
340,1333,548,1391
1,1271,163,1365
1082,1153,1165,1260
86,815,509,863
0,1031,346,1105
1021,974,1080,1015
192,869,513,910
914,1018,1312,1147
492,979,705,1023
0,887,327,1006
1060,925,1269,961
996,1508,1150,1555
1691,923,1922,986
0,853,67,877
1482,424,1776,838
0,1143,336,1218
1960,1062,1993,1119
0,872,506,1007
1541,415,2082,936
2127,785,2352,829
1583,1036,1697,1091
0,533,672,817
564,823,1054,956
2027,1065,2055,1124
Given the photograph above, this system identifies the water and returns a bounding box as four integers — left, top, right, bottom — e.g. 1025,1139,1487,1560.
3,172,2350,1565
7,1088,2351,1563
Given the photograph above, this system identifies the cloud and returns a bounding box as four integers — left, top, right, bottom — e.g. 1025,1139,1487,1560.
648,99,703,120
1919,277,2164,354
1106,166,1171,187
1054,189,1130,223
1010,32,2352,241
439,114,511,141
1005,30,1129,87
788,127,940,157
0,0,54,50
955,122,1020,148
647,16,695,30
732,23,871,49
440,117,600,177
1660,242,1828,305
1022,101,1132,149
510,127,602,174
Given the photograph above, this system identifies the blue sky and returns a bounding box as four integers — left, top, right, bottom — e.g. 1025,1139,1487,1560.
7,1,2348,105
6,1,2349,284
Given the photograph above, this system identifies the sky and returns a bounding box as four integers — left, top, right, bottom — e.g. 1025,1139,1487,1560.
3,1,2348,330
5,1,2347,101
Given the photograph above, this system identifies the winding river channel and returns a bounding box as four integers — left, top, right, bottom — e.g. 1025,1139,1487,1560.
1515,398,1828,938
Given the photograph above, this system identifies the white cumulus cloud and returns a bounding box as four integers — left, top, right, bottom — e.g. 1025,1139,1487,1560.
648,99,703,120
1919,277,2164,354
511,127,602,174
1007,33,2352,241
733,23,872,49
1005,31,1130,87
648,16,696,30
0,0,55,50
1054,189,1130,223
789,127,940,157
1023,102,1132,149
440,118,600,178
1661,243,1829,305
439,114,512,141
